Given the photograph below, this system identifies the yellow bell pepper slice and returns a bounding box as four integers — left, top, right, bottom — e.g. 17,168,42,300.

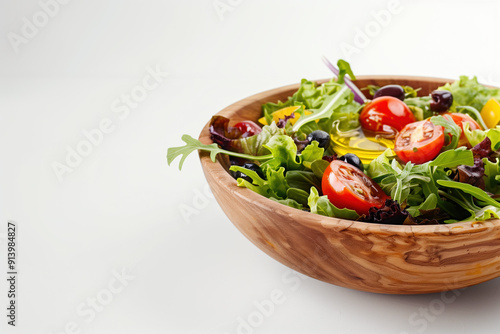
258,106,311,125
480,98,500,128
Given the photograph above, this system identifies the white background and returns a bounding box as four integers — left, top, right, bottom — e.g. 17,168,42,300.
2,0,500,333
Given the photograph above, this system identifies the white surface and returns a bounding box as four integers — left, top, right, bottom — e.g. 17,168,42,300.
2,0,500,333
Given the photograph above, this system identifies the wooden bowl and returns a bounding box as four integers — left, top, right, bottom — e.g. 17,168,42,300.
198,76,500,294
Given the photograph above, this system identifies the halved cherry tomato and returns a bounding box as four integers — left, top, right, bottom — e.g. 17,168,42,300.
394,120,444,164
234,121,261,138
447,113,482,147
322,160,390,215
359,96,416,133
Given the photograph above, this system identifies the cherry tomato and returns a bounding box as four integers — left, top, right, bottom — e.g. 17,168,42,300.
322,160,390,215
447,113,482,147
394,120,444,164
234,121,261,138
359,96,416,132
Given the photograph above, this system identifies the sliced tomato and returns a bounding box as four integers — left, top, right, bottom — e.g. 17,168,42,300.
394,120,444,164
322,160,390,215
447,113,482,147
359,96,416,133
233,121,261,138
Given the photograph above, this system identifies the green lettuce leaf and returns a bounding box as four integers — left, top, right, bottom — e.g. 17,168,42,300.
299,141,324,169
239,122,285,156
285,170,321,193
286,188,310,206
484,158,500,194
270,197,304,210
262,135,302,171
463,123,500,149
307,187,359,220
439,75,500,112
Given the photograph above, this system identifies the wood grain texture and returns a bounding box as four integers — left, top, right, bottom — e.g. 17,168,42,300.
198,76,500,294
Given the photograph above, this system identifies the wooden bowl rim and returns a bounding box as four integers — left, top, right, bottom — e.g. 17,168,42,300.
199,75,500,237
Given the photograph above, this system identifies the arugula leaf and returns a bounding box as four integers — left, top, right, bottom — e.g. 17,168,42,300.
430,115,461,150
168,135,272,170
292,85,351,132
367,148,476,220
406,193,438,217
367,151,429,204
437,189,496,222
337,59,356,84
307,187,359,219
428,147,473,168
437,180,500,208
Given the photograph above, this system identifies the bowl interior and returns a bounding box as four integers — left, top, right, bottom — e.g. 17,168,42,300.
198,75,499,235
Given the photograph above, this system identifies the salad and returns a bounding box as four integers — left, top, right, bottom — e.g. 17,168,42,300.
168,59,500,225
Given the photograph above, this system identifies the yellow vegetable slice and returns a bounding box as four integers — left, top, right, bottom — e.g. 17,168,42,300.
258,106,311,125
480,98,500,128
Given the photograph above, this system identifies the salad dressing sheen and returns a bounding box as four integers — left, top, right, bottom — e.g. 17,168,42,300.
331,128,395,164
